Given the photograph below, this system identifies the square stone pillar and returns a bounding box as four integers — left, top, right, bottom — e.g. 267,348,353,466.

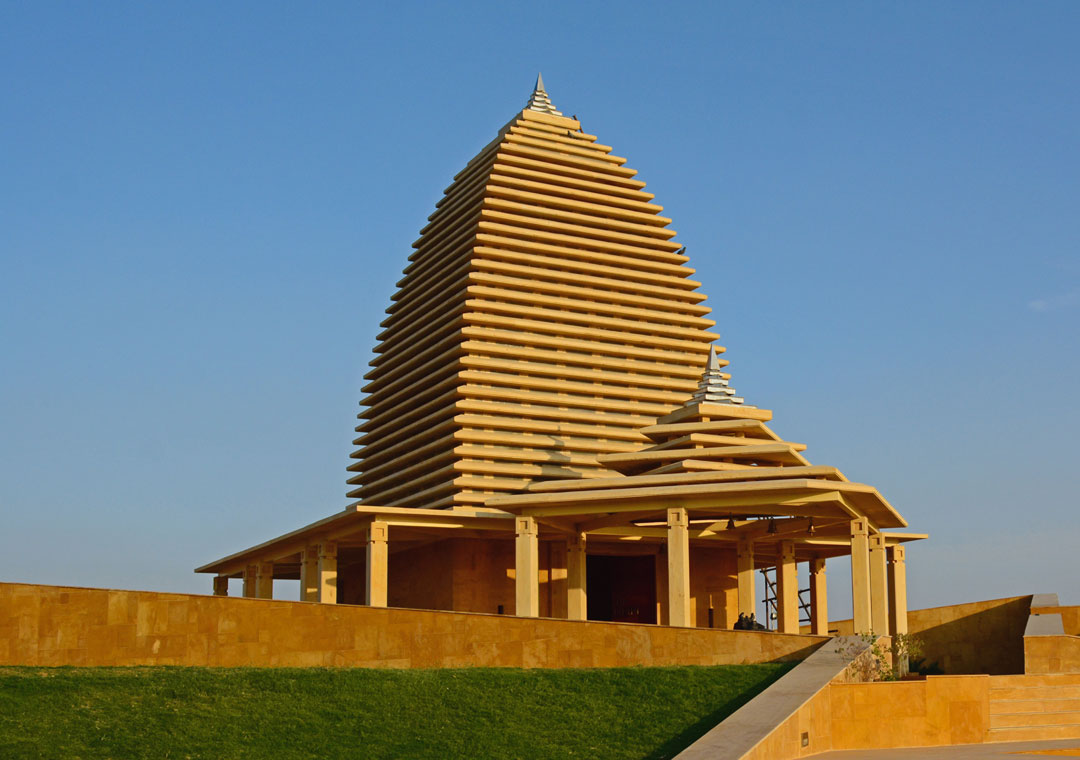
850,518,872,634
667,507,691,627
809,557,829,636
300,545,319,602
366,521,389,607
242,564,257,598
566,531,587,621
318,541,337,604
213,575,229,597
515,516,539,617
736,539,755,619
869,532,890,636
888,545,909,636
776,540,799,633
255,561,274,599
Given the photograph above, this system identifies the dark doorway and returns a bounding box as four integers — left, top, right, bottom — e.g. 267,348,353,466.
586,554,657,624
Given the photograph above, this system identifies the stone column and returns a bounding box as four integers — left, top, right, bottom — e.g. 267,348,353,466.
667,507,691,627
736,539,755,619
515,516,539,617
888,545,908,636
255,560,274,599
566,531,587,621
366,521,389,607
850,518,872,634
776,540,799,633
869,532,890,636
300,545,319,602
213,575,229,597
318,541,337,604
809,557,829,636
242,563,257,598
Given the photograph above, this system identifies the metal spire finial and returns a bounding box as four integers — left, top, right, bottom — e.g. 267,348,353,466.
525,72,563,116
687,345,748,407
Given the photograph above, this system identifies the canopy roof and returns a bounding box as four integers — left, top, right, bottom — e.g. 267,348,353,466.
487,356,914,539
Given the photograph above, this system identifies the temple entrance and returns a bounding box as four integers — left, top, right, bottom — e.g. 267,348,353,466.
586,554,657,624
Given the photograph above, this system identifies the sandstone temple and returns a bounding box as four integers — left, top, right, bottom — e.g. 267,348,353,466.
196,75,926,637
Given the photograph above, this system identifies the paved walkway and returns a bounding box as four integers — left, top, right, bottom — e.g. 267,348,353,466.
809,739,1080,758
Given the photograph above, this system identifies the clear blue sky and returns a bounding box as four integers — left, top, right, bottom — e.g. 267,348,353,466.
2,2,1078,614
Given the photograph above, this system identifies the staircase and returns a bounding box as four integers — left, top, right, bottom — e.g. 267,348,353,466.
988,674,1080,742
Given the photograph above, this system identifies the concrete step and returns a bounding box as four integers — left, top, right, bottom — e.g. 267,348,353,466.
987,724,1080,743
990,684,1080,700
990,710,1080,728
989,697,1080,714
989,674,1080,688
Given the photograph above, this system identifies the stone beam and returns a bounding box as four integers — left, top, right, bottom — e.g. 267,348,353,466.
566,531,587,621
366,521,389,607
776,540,799,634
850,518,872,634
869,532,890,636
515,516,539,617
809,557,828,636
667,507,691,627
318,541,337,604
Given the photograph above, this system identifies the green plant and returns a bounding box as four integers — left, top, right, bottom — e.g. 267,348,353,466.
835,632,926,681
890,632,925,679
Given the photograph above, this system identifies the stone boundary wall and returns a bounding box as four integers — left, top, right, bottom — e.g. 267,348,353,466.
1025,635,1080,674
821,595,1031,674
735,675,993,759
1032,605,1080,636
1024,603,1080,674
0,582,826,669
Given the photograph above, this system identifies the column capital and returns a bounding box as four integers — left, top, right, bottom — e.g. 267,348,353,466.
888,545,906,563
666,507,688,527
368,521,388,543
515,515,537,535
779,539,796,561
850,518,869,537
318,540,338,559
868,532,886,550
810,556,826,574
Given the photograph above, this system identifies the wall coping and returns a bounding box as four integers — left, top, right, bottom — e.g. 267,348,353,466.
1026,610,1066,637
0,581,827,639
1031,592,1061,608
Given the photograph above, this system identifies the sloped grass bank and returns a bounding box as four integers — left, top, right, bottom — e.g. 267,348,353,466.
0,663,792,759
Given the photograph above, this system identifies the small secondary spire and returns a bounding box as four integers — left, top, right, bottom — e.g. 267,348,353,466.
688,345,747,407
525,72,563,116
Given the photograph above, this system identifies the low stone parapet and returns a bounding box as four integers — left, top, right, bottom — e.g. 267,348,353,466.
0,582,826,669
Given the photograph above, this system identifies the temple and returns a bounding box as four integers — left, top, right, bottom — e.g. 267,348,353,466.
196,76,926,635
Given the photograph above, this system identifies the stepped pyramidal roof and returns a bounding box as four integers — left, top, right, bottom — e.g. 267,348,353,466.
348,76,744,509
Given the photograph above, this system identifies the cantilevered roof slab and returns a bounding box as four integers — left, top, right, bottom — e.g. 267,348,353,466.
487,477,907,531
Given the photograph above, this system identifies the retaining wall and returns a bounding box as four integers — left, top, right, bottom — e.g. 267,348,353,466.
0,582,826,668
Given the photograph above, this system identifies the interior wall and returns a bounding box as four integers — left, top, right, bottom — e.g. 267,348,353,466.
388,540,454,611
691,545,738,629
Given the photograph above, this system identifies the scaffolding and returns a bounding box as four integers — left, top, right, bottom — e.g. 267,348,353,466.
760,566,811,630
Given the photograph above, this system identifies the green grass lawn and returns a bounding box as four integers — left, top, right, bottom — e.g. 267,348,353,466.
0,663,792,759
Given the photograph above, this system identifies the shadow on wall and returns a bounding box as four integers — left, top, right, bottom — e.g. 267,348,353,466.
829,595,1033,675
912,596,1031,674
